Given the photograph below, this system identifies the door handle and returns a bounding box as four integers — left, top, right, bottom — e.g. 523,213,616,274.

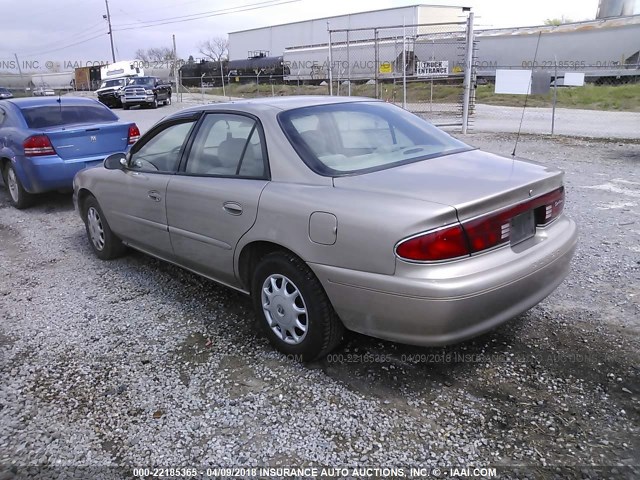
148,190,161,202
223,202,243,215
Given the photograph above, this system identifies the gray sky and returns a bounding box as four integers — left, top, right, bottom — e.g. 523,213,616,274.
0,0,603,71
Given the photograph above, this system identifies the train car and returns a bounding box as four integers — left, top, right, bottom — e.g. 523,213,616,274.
179,55,288,87
474,15,640,82
31,71,75,91
74,65,102,91
282,14,640,84
283,33,466,83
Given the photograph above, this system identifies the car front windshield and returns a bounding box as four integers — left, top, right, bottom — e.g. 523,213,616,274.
101,80,122,88
129,78,154,86
278,101,472,175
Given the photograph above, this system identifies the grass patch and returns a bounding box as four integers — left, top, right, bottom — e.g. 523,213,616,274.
475,83,640,111
199,81,640,112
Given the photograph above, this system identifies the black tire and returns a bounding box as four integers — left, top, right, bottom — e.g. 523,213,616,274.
82,195,126,260
150,96,158,109
123,104,130,110
3,163,33,209
252,251,344,361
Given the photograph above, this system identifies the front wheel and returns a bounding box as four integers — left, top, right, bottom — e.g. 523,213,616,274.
3,163,33,209
82,195,126,260
123,104,130,110
150,96,158,109
252,252,344,361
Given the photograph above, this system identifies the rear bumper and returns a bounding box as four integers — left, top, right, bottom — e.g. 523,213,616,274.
14,152,128,194
310,215,578,346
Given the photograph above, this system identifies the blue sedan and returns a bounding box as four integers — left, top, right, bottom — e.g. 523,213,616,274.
0,97,140,208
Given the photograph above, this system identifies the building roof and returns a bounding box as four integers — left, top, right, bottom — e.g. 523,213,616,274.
229,4,469,35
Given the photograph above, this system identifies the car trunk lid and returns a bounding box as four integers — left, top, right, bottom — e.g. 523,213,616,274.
333,149,564,222
43,122,130,160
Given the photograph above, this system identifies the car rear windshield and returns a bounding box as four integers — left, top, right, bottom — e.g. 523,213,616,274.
0,88,9,93
20,104,118,129
278,101,472,176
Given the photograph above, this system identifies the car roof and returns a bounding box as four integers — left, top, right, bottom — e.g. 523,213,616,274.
6,96,102,108
175,95,380,117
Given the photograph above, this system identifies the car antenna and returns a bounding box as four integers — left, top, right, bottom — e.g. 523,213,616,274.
512,31,542,157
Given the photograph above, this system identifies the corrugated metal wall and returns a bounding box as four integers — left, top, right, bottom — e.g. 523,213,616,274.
228,6,464,60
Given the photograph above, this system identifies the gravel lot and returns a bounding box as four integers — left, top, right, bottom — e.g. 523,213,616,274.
0,119,639,479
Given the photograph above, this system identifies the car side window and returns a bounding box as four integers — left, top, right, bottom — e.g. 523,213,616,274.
0,108,6,126
129,120,195,173
184,114,266,178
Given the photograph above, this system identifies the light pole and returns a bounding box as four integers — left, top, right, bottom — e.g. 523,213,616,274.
103,0,116,63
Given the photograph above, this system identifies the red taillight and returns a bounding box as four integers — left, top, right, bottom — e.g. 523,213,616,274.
128,124,140,145
396,186,566,262
23,135,55,156
463,208,514,253
534,186,565,225
396,225,470,261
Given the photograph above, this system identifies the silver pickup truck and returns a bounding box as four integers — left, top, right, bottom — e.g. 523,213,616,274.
121,76,172,110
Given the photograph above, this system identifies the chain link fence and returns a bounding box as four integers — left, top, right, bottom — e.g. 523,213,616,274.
324,18,475,130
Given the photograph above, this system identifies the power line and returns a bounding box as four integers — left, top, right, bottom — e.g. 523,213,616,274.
112,0,301,31
21,32,107,58
15,20,106,57
112,0,295,27
121,0,210,16
112,0,299,29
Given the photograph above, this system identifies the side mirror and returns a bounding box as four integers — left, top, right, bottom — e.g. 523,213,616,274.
104,152,127,170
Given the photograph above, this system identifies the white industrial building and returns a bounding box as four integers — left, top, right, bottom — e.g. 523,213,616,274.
228,4,470,60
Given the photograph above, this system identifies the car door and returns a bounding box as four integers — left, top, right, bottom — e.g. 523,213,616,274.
166,112,270,287
101,117,198,259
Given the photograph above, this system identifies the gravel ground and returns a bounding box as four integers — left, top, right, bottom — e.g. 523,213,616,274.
0,132,638,479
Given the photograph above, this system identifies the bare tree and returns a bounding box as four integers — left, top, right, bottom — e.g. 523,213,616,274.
135,47,176,63
198,36,229,62
544,15,573,26
134,48,149,63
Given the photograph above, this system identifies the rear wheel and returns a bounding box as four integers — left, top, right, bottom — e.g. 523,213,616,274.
252,251,343,361
3,163,33,209
123,104,130,110
82,195,126,260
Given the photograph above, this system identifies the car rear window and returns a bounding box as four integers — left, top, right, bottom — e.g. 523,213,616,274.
20,104,118,129
278,101,471,176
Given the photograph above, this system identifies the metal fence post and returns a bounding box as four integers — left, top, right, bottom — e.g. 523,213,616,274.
328,25,333,96
402,20,407,109
347,29,351,96
461,11,475,134
374,28,379,99
220,60,226,99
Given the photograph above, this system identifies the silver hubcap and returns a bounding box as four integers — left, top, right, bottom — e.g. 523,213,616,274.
87,207,105,251
7,168,19,203
262,274,308,345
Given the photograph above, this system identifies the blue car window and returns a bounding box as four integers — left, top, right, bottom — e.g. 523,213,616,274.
20,105,118,129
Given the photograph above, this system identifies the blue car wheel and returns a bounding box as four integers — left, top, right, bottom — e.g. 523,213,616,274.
4,163,33,209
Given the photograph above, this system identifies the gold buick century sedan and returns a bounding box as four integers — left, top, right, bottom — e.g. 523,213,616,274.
73,96,578,360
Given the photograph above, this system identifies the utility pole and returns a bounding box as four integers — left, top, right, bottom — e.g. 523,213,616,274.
104,0,116,63
13,54,24,85
172,34,178,100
